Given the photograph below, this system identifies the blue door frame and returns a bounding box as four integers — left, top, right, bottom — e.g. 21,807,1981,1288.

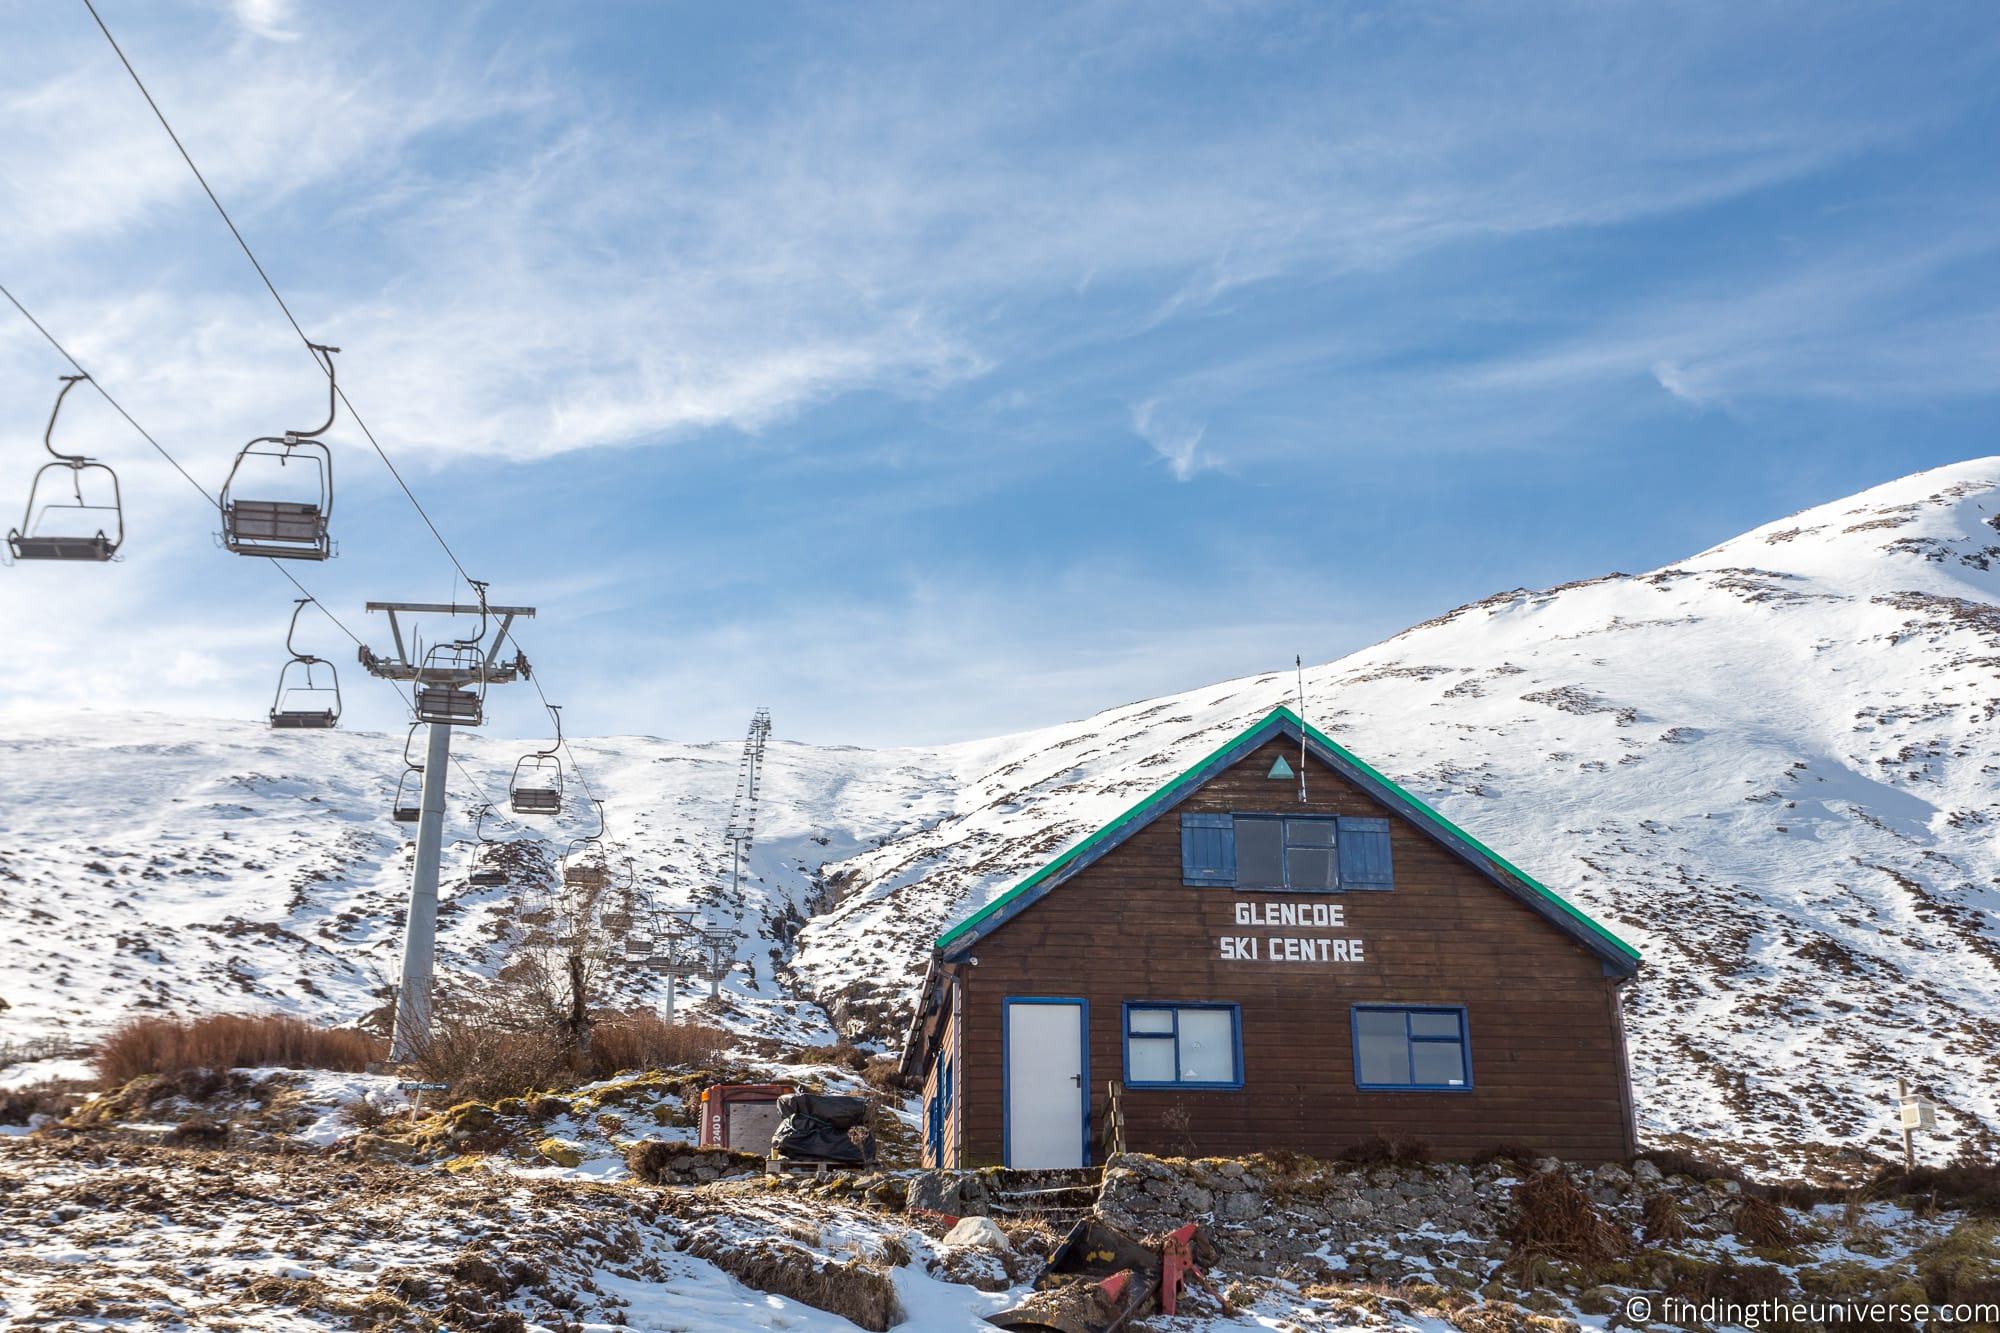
1000,996,1091,1168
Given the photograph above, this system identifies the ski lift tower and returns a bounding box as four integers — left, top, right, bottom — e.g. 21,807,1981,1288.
722,709,772,899
360,589,535,1062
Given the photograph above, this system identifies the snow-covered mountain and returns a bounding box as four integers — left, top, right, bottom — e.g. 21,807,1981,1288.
5,459,1999,1167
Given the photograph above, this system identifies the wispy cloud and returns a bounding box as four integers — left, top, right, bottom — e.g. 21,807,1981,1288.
6,1,1963,466
1130,399,1219,480
227,0,300,42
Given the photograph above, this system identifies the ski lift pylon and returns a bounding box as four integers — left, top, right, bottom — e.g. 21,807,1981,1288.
510,704,564,815
269,597,341,729
218,344,337,561
7,374,124,563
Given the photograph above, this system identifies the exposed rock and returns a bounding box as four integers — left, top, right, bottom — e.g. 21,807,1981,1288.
941,1216,1011,1250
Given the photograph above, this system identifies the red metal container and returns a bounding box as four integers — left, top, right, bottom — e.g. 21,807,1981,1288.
699,1082,794,1154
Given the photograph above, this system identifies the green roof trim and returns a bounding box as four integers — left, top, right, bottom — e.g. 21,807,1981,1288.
932,705,1641,969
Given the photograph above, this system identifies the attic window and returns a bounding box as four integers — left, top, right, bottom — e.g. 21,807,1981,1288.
1237,816,1336,890
1180,813,1393,891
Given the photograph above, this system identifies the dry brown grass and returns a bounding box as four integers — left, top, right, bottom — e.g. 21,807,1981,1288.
96,1014,382,1084
1339,1134,1432,1167
409,1010,571,1104
1642,1190,1688,1244
1504,1170,1634,1269
785,1042,869,1071
585,1013,728,1078
860,1055,905,1093
1734,1195,1802,1249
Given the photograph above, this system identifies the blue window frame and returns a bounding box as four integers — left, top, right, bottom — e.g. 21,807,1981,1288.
1180,813,1394,891
1352,1005,1472,1091
1122,1003,1243,1089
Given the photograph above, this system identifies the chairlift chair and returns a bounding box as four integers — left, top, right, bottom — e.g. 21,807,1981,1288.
413,644,485,725
269,598,341,729
391,768,422,823
467,803,508,887
7,374,124,563
560,799,610,891
218,344,337,561
509,704,564,815
412,589,493,725
391,725,424,821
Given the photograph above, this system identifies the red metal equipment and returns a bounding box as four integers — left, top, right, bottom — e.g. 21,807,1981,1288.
698,1082,793,1155
985,1218,1217,1333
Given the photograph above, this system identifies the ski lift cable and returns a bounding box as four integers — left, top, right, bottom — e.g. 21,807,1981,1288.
72,5,614,843
80,0,474,592
0,278,525,835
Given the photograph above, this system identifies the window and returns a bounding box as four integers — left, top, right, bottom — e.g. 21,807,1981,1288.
1236,815,1338,890
1124,1003,1242,1088
1180,812,1393,891
1352,1006,1471,1090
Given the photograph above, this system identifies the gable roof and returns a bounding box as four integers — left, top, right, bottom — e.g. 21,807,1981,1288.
934,706,1641,976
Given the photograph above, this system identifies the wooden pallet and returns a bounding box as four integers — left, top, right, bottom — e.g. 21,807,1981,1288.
765,1155,873,1178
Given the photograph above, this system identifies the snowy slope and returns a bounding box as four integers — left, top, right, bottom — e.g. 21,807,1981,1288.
0,719,961,1049
4,458,1999,1165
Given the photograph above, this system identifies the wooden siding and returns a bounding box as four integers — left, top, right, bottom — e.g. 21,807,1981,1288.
954,737,1636,1165
918,997,964,1168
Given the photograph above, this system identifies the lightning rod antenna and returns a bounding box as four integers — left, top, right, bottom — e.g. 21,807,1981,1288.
1296,654,1308,804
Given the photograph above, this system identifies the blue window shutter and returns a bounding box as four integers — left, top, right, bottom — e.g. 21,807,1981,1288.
1337,817,1394,889
1181,812,1236,885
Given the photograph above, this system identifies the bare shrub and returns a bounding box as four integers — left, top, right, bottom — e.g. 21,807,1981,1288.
338,1097,388,1130
860,1055,905,1093
1734,1196,1802,1249
1504,1169,1634,1270
164,1113,230,1148
1642,1190,1688,1244
0,1081,90,1126
1340,1134,1432,1167
787,1042,868,1071
97,1014,381,1084
407,1000,570,1105
585,1013,728,1078
1864,1148,2000,1218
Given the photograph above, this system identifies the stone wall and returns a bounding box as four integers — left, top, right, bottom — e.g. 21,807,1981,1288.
1096,1153,1733,1283
624,1140,766,1185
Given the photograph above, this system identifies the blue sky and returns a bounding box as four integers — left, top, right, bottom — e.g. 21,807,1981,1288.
2,0,1997,746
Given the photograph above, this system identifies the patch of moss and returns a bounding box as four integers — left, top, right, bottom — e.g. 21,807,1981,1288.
442,1101,497,1132
536,1137,585,1168
1796,1260,1882,1301
443,1154,487,1174
1912,1219,2000,1304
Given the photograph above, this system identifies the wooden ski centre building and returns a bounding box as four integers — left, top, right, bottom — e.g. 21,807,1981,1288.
900,706,1642,1168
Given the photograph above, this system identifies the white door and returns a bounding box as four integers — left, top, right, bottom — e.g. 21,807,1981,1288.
1005,999,1086,1168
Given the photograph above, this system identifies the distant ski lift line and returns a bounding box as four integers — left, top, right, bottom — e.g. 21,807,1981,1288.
0,279,526,844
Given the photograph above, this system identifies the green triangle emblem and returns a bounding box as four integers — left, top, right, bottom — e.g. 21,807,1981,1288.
1267,755,1295,780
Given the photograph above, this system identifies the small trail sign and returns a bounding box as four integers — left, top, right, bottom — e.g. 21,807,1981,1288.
1895,1077,1935,1169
